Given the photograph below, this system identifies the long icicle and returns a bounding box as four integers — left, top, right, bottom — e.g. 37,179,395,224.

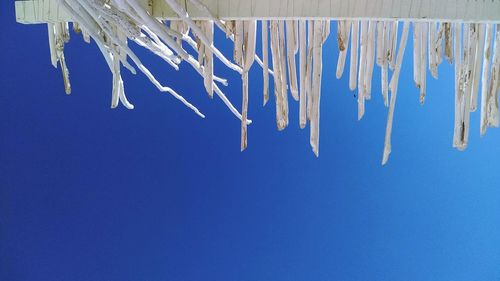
364,21,376,100
357,20,368,120
286,20,299,101
471,24,485,112
299,20,308,129
453,22,463,149
310,20,328,156
480,24,494,136
349,21,359,91
381,21,390,107
382,22,410,165
336,20,351,79
486,25,500,129
241,20,256,151
262,20,270,106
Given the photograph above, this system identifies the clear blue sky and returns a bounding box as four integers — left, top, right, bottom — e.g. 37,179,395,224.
1,3,500,281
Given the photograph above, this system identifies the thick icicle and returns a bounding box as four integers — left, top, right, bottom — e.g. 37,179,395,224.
270,20,287,130
310,20,328,156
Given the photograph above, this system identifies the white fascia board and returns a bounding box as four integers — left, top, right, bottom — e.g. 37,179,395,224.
16,0,500,24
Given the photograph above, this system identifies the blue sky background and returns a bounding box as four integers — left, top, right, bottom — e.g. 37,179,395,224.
1,3,500,281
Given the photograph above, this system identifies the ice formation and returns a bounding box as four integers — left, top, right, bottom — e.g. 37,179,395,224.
19,0,500,164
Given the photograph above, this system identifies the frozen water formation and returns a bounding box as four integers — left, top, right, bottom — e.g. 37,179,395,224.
14,0,500,164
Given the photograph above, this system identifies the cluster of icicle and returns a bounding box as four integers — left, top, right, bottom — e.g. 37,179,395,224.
46,0,500,164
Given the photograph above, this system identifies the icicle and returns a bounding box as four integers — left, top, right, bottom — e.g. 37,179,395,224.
336,20,351,79
203,21,214,98
240,20,256,151
306,21,314,121
480,24,494,136
286,20,299,101
453,22,464,149
413,22,421,89
444,22,453,63
278,20,289,127
429,22,438,79
270,20,287,130
337,21,346,51
47,24,57,68
110,25,133,109
349,21,359,91
436,23,444,67
364,21,376,100
471,24,485,112
389,21,398,70
486,25,500,129
195,21,205,65
382,22,409,165
376,21,384,67
455,23,476,149
381,21,389,107
310,20,328,156
419,23,428,104
357,20,368,120
234,21,244,66
262,20,270,106
54,22,71,95
299,20,308,128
